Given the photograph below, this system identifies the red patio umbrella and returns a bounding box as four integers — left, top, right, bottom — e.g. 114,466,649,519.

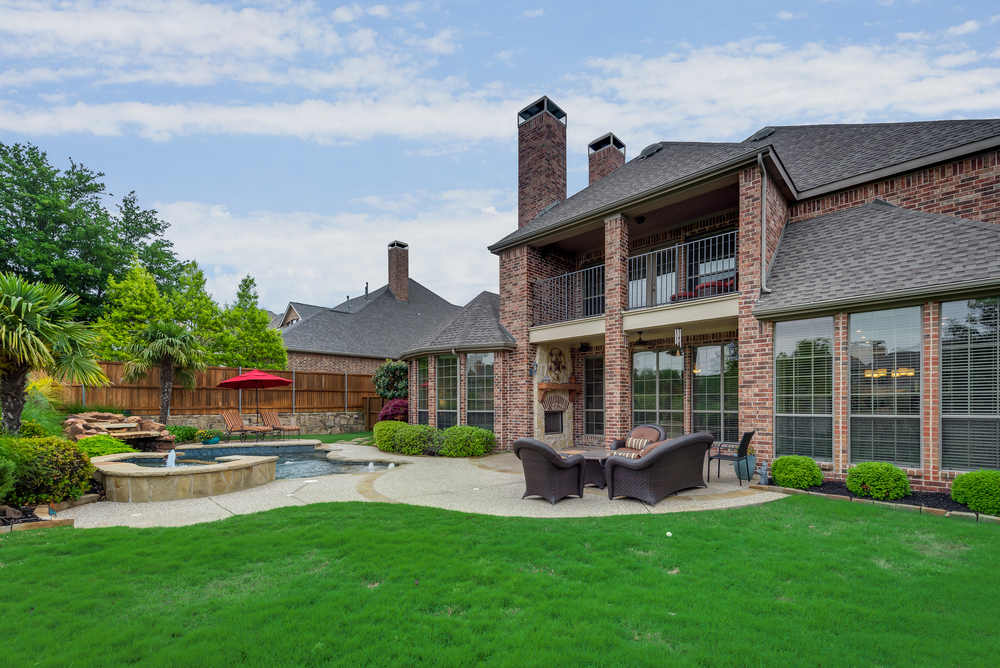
217,369,293,425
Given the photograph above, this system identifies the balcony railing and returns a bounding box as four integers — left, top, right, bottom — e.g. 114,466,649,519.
531,230,739,326
533,264,605,326
627,230,738,310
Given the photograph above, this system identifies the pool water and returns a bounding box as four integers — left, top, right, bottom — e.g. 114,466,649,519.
122,450,389,480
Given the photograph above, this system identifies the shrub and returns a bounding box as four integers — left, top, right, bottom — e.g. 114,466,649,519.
17,390,64,437
373,420,408,453
59,402,125,415
394,424,444,456
771,455,823,489
846,462,911,500
378,399,409,423
165,425,199,443
18,420,48,438
0,456,15,504
440,426,495,458
372,360,408,399
0,436,95,505
77,435,138,458
194,429,224,442
951,470,1000,516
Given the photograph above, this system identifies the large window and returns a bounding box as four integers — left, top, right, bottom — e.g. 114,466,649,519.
850,307,921,466
584,356,604,435
417,358,429,425
466,353,495,432
692,345,738,442
941,298,1000,469
632,350,684,438
436,356,458,429
775,318,834,459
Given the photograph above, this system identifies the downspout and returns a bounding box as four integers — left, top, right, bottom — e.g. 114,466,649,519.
757,153,772,294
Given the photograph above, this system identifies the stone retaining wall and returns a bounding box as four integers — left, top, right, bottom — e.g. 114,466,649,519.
145,411,367,435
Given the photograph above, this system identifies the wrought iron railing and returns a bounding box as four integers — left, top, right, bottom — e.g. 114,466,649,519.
627,231,738,310
533,264,605,326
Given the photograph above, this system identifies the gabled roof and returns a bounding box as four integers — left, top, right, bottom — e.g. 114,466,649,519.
754,200,1000,320
400,291,515,359
279,279,460,359
490,118,1000,253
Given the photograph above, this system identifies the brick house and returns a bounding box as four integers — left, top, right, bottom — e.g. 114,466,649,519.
404,96,1000,491
274,241,460,374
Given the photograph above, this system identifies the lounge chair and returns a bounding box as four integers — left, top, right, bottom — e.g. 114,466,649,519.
605,432,715,505
513,438,586,505
260,410,301,439
221,410,272,442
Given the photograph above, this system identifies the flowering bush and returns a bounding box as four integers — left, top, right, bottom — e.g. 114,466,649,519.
194,429,223,441
378,399,408,423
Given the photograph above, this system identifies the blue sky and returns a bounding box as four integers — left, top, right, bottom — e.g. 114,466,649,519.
2,0,1000,312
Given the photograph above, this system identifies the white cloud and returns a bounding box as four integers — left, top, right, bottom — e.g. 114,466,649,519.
945,20,980,36
406,29,458,54
896,31,930,41
777,11,794,20
521,9,544,18
933,51,979,68
157,189,513,310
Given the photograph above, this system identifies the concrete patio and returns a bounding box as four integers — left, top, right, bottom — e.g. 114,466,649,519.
61,438,786,529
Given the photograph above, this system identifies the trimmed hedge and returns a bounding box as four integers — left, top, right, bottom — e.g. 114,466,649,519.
0,436,95,505
771,455,823,490
374,420,408,453
0,456,15,504
395,425,444,456
951,470,1000,516
441,426,495,458
846,462,911,500
77,434,139,458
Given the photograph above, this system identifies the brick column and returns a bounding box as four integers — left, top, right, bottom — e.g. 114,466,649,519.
571,347,584,445
603,214,631,446
737,166,775,463
922,301,943,491
832,312,850,479
497,247,536,449
427,355,437,428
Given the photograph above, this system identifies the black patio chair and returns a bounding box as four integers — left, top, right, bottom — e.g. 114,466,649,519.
707,430,755,486
513,438,586,505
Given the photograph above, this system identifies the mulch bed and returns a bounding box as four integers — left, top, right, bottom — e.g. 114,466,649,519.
0,506,45,527
806,480,972,513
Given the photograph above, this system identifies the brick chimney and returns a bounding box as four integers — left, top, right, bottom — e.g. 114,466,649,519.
517,96,567,228
388,240,408,302
588,133,625,185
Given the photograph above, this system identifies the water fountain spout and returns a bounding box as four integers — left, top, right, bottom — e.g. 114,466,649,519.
387,463,395,469
165,450,177,468
367,462,375,471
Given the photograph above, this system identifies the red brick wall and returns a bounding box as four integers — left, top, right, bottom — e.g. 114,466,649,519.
603,214,631,446
287,352,383,375
921,301,945,492
518,111,567,227
388,243,409,302
789,149,1000,225
589,146,625,185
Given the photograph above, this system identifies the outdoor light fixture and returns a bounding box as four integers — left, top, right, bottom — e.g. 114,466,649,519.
528,362,537,377
635,215,646,225
726,342,739,361
579,342,592,353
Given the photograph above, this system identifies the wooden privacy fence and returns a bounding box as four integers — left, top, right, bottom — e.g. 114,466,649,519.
62,362,379,415
363,396,387,430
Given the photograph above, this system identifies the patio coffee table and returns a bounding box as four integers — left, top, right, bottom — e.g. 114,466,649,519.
560,447,616,489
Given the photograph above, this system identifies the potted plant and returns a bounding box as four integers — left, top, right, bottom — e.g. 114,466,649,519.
195,429,223,445
734,444,757,481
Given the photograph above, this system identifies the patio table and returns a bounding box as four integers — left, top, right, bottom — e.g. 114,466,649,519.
560,447,616,489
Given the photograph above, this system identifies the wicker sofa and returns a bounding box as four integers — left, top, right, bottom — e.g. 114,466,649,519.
609,424,668,454
605,432,716,505
513,438,586,505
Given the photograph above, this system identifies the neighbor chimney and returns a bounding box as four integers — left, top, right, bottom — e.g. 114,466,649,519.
517,96,567,228
588,133,625,185
388,241,409,302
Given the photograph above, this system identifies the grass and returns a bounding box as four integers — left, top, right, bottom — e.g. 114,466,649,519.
302,431,373,443
2,496,998,667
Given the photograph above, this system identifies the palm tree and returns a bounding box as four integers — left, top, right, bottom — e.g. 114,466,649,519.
0,273,109,433
122,321,206,424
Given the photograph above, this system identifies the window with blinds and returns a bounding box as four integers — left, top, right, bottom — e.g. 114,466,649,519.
941,298,1000,470
775,317,833,460
849,307,921,466
632,349,684,438
466,353,495,432
417,358,429,425
436,356,458,429
585,356,604,435
692,345,738,443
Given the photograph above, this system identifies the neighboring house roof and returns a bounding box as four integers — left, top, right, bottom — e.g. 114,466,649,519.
266,310,282,329
489,119,1000,253
754,200,1000,320
279,279,460,359
400,291,516,360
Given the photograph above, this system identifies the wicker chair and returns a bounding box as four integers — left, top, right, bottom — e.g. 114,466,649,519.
260,410,301,439
610,424,668,454
513,438,586,505
221,410,272,442
605,432,716,505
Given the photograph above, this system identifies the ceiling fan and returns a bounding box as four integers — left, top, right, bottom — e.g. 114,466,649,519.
633,331,650,351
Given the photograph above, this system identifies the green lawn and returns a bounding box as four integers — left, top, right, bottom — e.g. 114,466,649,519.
301,431,373,443
1,497,997,667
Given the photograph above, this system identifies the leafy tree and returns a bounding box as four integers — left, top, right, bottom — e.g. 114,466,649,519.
0,142,179,320
0,273,108,434
216,275,287,370
95,259,173,361
373,360,408,399
168,261,224,363
122,321,206,425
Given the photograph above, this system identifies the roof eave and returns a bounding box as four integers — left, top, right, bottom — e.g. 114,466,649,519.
488,149,769,254
400,342,516,361
284,347,397,360
753,276,1000,321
